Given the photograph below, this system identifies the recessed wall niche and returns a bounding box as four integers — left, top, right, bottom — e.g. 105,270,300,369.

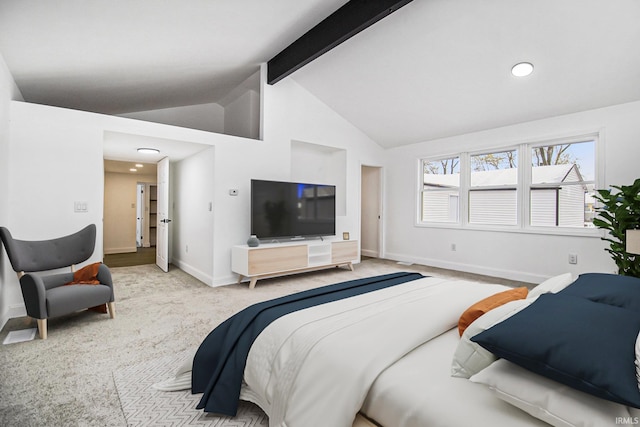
290,140,346,216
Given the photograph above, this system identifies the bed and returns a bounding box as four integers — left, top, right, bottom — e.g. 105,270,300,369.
157,271,640,427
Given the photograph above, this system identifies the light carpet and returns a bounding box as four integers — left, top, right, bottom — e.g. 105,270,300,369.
113,350,268,426
0,258,527,426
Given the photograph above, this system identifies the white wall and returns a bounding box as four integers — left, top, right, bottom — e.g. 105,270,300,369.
3,100,281,315
5,55,640,328
4,102,106,320
119,102,225,134
221,70,261,140
120,71,262,141
224,89,260,140
384,101,640,283
171,147,215,284
0,53,24,328
264,65,387,245
290,140,347,216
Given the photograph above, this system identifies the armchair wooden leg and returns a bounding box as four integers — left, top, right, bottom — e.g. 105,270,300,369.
107,302,116,319
36,319,47,340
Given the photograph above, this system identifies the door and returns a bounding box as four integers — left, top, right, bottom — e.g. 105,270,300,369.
361,165,382,258
156,157,171,272
136,184,145,247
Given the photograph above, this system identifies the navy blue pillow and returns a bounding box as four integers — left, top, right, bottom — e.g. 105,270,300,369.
559,273,640,311
471,293,640,408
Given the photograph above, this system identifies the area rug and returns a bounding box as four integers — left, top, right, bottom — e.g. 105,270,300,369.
113,351,268,426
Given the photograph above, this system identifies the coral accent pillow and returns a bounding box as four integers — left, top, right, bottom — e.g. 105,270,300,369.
458,287,528,336
66,262,102,285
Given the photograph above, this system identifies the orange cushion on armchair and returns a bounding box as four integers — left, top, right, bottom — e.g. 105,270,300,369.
66,262,102,285
65,262,107,313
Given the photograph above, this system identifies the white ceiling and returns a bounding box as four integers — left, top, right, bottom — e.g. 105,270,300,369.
104,159,157,176
291,0,640,147
102,131,210,164
1,0,639,150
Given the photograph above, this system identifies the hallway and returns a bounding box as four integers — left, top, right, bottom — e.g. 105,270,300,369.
104,247,156,267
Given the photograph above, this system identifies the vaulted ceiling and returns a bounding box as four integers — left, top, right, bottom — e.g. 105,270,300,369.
1,0,639,149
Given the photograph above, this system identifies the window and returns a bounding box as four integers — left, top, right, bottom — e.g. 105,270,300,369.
529,140,596,228
420,157,460,223
418,134,599,234
469,149,518,226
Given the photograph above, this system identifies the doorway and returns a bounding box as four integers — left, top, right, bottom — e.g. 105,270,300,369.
136,182,158,249
361,165,383,258
103,160,158,267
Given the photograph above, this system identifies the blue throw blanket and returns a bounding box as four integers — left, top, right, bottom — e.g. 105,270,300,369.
192,271,424,415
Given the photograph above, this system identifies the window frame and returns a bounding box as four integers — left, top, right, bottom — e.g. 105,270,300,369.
522,134,600,235
467,147,520,229
416,131,604,237
417,155,462,226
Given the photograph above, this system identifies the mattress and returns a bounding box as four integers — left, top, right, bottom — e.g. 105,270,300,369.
361,328,549,427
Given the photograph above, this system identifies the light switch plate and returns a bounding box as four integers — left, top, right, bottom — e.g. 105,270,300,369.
74,201,88,213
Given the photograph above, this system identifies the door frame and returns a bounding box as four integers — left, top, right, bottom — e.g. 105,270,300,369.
156,157,170,272
360,164,384,259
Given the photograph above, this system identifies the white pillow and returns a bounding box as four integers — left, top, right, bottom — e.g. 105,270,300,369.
451,298,533,378
527,273,574,299
470,359,632,427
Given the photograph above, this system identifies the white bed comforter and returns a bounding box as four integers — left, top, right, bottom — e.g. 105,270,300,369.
240,276,510,427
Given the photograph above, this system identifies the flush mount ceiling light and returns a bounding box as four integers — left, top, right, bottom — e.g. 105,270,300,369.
511,62,534,77
137,148,160,154
129,168,137,172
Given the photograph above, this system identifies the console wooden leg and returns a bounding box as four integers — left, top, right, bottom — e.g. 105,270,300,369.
249,277,258,289
107,302,116,319
237,274,245,284
347,262,354,271
37,319,47,340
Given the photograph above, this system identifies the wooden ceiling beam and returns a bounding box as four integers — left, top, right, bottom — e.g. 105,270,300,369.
267,0,413,85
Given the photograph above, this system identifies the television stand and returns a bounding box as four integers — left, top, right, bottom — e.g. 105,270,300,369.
231,240,358,289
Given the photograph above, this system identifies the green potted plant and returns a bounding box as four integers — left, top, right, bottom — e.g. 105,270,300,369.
592,178,640,276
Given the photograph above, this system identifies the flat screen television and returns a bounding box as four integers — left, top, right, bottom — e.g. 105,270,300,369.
251,179,336,240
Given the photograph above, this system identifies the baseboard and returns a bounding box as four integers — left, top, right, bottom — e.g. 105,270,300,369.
8,303,26,318
104,246,137,255
0,312,7,332
361,249,379,258
384,251,546,284
171,258,213,286
213,274,238,287
0,303,27,330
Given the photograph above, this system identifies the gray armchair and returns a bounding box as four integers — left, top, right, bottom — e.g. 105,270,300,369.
0,224,115,339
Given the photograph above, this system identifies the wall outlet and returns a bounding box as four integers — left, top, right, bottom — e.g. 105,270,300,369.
568,253,578,264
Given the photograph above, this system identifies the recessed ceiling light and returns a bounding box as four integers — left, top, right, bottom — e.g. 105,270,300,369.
135,163,143,168
137,148,160,154
129,168,137,172
511,62,534,77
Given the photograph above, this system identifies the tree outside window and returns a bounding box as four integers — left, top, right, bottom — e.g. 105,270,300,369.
530,140,595,228
418,136,598,231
